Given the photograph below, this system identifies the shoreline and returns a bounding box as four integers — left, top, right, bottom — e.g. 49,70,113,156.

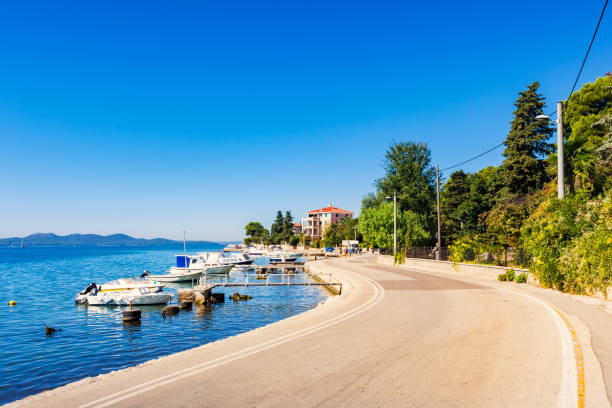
7,259,355,408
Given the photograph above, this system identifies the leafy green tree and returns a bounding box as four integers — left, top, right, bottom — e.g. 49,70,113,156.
358,202,428,251
244,221,265,243
502,82,554,196
375,141,436,220
322,224,344,247
562,75,612,194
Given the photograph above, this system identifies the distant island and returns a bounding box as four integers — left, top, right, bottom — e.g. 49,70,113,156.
0,233,227,248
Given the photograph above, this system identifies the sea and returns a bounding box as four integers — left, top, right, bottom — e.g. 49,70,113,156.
0,245,327,405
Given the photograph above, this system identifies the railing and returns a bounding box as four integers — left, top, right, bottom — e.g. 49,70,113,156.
194,271,340,292
403,247,531,267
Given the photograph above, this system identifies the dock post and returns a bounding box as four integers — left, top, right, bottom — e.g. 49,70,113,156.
266,274,269,286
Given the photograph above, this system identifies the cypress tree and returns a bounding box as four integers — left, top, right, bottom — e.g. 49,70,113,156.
502,82,553,196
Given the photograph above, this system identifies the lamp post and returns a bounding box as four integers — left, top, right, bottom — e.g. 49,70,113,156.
436,165,441,260
386,192,397,254
536,101,564,199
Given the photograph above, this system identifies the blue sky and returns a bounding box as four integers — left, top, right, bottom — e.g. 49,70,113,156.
1,0,610,241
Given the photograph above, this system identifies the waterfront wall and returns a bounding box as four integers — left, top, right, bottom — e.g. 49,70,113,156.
376,255,532,282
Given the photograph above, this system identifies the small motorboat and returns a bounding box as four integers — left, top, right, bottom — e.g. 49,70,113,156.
167,253,234,277
220,252,254,266
268,250,298,264
144,268,203,283
75,278,172,306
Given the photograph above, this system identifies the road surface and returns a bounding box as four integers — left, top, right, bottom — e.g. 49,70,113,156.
11,256,612,408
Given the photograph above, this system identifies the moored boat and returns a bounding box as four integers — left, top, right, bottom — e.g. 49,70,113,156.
75,278,172,306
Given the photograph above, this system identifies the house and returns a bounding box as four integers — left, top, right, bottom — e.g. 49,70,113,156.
293,222,302,234
301,203,353,240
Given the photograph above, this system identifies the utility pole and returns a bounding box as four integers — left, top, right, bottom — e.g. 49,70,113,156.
393,191,397,255
436,165,441,260
557,102,565,199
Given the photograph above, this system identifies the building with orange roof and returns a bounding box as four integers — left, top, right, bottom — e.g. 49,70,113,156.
301,203,353,240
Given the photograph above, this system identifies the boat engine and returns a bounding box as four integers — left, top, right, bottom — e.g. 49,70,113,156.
75,282,98,304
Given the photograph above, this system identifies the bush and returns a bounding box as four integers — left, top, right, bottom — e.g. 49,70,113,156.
515,273,528,283
506,268,515,282
289,236,300,247
498,273,507,281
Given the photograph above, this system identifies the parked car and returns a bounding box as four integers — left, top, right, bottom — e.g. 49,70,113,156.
325,246,335,253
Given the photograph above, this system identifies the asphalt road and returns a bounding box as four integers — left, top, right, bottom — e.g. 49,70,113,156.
11,256,611,408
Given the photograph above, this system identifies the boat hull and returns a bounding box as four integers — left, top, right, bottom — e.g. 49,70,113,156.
86,293,172,306
148,270,203,282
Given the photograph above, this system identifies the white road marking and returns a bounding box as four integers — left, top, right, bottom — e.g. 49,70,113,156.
79,270,385,408
499,287,578,408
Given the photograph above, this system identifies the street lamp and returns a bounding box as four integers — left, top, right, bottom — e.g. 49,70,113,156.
536,101,564,199
386,192,397,254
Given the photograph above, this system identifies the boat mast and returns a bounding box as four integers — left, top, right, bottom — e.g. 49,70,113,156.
183,230,187,268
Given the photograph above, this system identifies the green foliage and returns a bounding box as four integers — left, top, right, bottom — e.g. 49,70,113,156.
358,202,429,250
394,251,405,266
243,237,252,245
521,194,596,290
497,273,507,281
244,222,267,244
374,141,436,233
563,75,612,194
289,235,300,247
267,210,295,244
506,268,515,281
558,194,612,296
322,216,360,247
502,82,554,195
515,273,528,283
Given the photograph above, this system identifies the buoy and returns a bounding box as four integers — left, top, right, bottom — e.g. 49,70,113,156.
8,300,16,306
123,310,142,322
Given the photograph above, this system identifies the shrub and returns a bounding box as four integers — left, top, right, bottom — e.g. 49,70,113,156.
498,273,507,281
506,268,515,281
515,273,528,283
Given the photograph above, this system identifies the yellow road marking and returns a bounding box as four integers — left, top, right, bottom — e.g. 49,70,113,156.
552,305,585,408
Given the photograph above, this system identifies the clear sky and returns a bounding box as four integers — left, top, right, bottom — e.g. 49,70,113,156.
1,1,610,241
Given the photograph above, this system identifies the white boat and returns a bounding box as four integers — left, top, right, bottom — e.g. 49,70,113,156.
145,268,203,283
220,252,254,266
268,250,298,264
75,278,172,306
245,248,266,258
168,253,234,276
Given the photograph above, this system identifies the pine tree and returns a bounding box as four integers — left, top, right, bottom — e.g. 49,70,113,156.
282,211,294,241
270,211,284,243
502,82,553,196
440,170,472,243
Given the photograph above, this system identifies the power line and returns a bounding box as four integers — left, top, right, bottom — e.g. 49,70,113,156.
440,142,505,173
440,0,608,174
565,0,609,105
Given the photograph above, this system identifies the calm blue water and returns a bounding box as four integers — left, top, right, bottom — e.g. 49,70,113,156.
0,246,326,405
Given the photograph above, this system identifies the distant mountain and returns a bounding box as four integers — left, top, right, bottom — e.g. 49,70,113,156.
0,233,222,248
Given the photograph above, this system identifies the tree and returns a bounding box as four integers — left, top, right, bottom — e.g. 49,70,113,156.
501,82,554,196
358,202,428,251
282,211,294,242
245,221,265,243
270,211,284,244
375,141,436,219
562,75,612,194
440,170,472,244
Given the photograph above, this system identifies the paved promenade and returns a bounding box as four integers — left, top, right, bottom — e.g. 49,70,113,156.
11,256,612,407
